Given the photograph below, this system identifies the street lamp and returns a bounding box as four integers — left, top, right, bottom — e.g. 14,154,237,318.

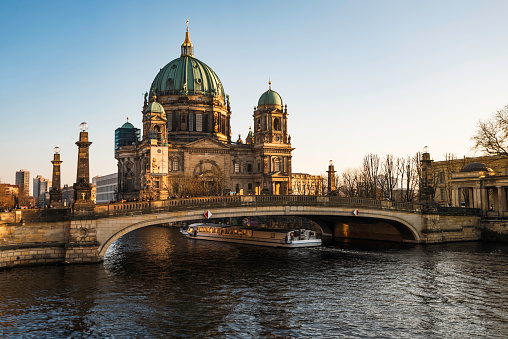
79,122,88,132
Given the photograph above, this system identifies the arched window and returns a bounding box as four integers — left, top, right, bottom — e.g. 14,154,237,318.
166,78,174,90
153,125,161,142
274,158,281,172
274,118,280,131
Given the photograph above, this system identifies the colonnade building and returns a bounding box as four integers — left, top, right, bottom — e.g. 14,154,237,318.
115,27,293,200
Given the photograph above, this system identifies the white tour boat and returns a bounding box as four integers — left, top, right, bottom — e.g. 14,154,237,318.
181,223,321,248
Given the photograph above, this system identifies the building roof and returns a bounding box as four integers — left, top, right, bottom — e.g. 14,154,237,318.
460,162,493,172
121,121,135,129
258,82,283,106
144,101,165,114
150,56,225,99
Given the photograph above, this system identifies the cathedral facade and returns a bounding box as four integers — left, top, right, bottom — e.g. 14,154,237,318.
115,27,294,200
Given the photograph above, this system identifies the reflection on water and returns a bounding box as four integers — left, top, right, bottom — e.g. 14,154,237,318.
1,227,508,338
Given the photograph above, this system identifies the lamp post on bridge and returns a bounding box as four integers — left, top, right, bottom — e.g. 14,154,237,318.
49,147,63,208
327,160,336,195
420,146,434,207
73,122,95,214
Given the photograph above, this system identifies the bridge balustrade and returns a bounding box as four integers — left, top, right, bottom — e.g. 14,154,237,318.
93,195,424,218
0,195,487,224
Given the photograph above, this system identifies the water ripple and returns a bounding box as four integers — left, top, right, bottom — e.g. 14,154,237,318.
1,228,508,338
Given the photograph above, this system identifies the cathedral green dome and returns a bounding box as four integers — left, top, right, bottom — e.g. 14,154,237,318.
144,101,165,114
150,56,225,99
258,83,283,106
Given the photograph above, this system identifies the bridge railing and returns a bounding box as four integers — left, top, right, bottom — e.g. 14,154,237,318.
1,196,484,224
93,195,423,218
95,196,244,217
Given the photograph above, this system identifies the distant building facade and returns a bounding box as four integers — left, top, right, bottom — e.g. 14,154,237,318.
292,173,323,195
92,173,118,203
33,175,50,207
15,170,30,196
431,155,508,205
62,184,75,207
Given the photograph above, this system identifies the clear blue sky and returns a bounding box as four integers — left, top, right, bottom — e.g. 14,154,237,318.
1,0,508,193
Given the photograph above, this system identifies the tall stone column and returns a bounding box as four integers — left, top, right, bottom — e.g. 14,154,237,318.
327,160,336,194
65,123,100,264
73,122,94,213
49,147,63,208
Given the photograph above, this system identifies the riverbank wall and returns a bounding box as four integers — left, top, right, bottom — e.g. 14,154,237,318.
480,220,508,242
0,211,101,268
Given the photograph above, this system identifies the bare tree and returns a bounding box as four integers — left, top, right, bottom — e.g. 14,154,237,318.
171,169,224,198
472,104,508,156
362,154,381,199
396,154,420,202
340,168,361,197
380,154,398,200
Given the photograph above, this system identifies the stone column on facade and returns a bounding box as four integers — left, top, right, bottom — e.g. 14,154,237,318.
49,147,64,208
480,185,488,213
287,156,293,194
497,186,506,216
473,185,480,209
452,188,457,207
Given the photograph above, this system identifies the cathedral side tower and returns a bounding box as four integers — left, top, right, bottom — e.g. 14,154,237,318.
253,81,293,195
140,96,169,200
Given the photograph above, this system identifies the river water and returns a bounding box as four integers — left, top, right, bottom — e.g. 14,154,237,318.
1,226,508,338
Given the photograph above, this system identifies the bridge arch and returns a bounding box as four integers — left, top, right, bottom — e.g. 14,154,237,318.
97,202,423,258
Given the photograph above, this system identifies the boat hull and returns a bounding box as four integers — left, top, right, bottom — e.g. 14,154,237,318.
183,233,321,248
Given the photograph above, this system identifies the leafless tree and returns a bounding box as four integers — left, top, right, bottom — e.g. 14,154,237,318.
171,170,224,197
379,154,398,200
362,154,381,199
396,154,420,202
340,168,361,197
472,104,508,156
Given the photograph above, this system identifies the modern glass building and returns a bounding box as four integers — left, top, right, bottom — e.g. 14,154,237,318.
115,119,140,155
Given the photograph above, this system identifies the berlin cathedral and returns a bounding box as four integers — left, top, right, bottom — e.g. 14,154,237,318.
115,26,294,200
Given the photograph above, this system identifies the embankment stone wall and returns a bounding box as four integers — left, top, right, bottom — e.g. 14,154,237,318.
480,220,508,242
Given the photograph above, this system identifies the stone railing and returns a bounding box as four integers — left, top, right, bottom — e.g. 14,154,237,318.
93,195,422,218
0,195,427,223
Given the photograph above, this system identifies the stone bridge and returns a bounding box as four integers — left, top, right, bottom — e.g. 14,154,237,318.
0,195,482,268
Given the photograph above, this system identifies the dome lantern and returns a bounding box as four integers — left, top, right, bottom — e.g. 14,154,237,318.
181,19,194,57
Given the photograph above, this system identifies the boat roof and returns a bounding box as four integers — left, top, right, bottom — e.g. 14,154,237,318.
189,223,305,233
